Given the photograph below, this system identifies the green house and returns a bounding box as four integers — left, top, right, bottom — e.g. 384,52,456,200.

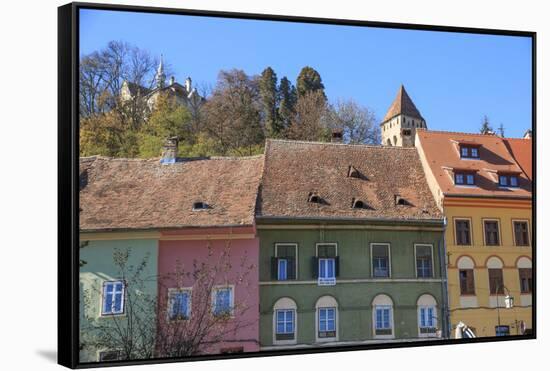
256,139,448,349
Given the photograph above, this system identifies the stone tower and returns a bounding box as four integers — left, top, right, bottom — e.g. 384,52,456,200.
380,85,426,147
155,54,166,89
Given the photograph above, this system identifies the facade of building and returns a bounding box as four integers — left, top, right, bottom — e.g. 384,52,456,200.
415,130,533,337
256,139,448,349
79,146,264,361
380,85,427,147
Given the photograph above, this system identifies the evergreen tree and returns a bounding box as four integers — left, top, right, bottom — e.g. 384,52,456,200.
259,67,280,137
480,115,493,134
278,76,296,132
296,66,326,99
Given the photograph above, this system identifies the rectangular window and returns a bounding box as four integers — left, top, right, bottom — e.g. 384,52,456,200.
273,244,297,280
319,258,335,279
213,287,233,316
455,173,464,184
514,221,530,246
419,307,436,333
466,174,475,185
519,268,532,294
98,350,120,362
499,174,520,187
484,220,500,246
495,325,510,336
168,290,190,321
318,307,336,338
455,219,471,245
510,176,519,187
375,306,392,335
455,172,476,185
489,269,504,295
460,145,480,159
416,245,433,278
316,244,338,285
102,281,125,316
459,269,475,295
275,309,295,340
372,244,390,277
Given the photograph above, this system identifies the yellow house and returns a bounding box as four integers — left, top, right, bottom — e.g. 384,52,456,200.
415,129,533,337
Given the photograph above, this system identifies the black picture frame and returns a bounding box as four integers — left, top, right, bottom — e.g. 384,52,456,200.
58,2,536,368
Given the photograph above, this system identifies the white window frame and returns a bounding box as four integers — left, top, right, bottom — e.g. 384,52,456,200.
414,244,434,278
167,288,192,322
275,309,295,334
482,218,501,246
418,305,438,337
374,305,394,338
318,307,336,337
275,243,298,280
511,219,531,247
273,297,298,345
316,243,337,286
315,296,339,342
454,217,473,246
370,243,391,278
211,285,235,317
101,280,125,316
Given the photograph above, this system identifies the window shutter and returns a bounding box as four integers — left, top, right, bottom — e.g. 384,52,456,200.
312,257,319,278
335,256,340,277
467,270,475,294
271,257,279,280
288,257,296,280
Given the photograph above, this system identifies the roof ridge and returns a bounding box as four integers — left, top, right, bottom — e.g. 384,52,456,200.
420,129,514,138
267,138,417,150
80,154,264,162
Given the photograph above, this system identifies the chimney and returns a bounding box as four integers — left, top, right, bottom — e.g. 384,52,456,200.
185,77,192,92
524,129,532,139
331,128,343,143
169,76,175,85
160,136,178,164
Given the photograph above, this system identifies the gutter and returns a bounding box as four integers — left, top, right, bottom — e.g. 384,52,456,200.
255,215,445,225
439,217,451,339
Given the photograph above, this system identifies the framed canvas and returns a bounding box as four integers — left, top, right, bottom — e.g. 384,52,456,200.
58,2,536,368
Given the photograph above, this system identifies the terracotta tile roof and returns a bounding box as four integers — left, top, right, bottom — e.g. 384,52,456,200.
416,130,532,198
382,85,423,122
257,139,443,222
503,138,533,180
79,155,264,231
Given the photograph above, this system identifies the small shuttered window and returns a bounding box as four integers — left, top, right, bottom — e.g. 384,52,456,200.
459,269,475,295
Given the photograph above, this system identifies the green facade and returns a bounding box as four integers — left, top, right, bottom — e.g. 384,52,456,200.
258,222,447,348
79,239,158,363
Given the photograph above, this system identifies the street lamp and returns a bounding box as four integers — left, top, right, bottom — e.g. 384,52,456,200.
495,284,514,336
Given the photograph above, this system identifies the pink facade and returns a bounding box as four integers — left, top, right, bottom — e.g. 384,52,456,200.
157,226,260,354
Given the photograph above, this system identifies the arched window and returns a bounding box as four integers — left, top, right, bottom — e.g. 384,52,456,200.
315,295,338,342
417,294,438,337
387,138,392,146
273,297,297,345
517,257,532,295
487,257,504,295
393,136,398,146
372,294,394,339
457,256,475,295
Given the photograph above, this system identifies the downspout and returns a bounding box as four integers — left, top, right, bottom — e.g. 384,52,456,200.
439,217,451,338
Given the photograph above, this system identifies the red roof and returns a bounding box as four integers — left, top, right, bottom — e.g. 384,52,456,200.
416,130,532,199
503,138,533,180
382,85,423,122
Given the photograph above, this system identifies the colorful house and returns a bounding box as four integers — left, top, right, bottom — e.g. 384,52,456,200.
415,130,533,337
256,139,447,349
79,150,264,361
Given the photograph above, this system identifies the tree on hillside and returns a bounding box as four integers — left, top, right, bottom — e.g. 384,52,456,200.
287,90,330,141
202,69,264,155
277,76,297,133
259,67,281,137
480,115,493,134
329,99,380,144
296,66,325,100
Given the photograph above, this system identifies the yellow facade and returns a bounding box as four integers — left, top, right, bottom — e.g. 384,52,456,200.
445,197,532,337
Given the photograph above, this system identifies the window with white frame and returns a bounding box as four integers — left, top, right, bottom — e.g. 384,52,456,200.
372,294,394,338
417,294,438,336
168,289,191,321
315,244,338,285
212,287,233,317
318,307,336,338
101,281,125,316
272,244,297,281
415,245,433,278
371,244,390,278
275,309,295,340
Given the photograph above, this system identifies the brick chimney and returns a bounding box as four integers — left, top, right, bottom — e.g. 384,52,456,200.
160,136,178,164
331,128,343,143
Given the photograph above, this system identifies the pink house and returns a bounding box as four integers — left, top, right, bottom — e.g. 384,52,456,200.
155,154,263,355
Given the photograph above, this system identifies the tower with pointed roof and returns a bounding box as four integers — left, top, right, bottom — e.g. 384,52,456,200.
380,85,426,147
155,54,166,89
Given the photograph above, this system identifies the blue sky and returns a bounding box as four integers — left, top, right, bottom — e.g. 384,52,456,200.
80,9,532,138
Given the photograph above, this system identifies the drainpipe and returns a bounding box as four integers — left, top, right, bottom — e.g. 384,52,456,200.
439,217,451,338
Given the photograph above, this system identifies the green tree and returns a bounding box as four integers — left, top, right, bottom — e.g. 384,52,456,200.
259,67,280,137
480,115,493,134
287,90,330,141
278,76,297,133
296,66,325,99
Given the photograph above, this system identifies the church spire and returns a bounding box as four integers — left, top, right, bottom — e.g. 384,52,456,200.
155,54,166,89
382,84,423,123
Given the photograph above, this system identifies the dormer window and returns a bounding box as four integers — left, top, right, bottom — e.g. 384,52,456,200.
455,172,475,186
395,195,409,206
352,198,365,209
348,166,361,179
308,192,321,204
499,174,519,187
192,201,209,210
459,145,480,159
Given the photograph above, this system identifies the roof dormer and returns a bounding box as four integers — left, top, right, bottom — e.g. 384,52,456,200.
451,139,482,159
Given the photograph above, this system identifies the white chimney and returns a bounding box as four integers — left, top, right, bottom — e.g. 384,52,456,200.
169,76,175,85
185,77,192,92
